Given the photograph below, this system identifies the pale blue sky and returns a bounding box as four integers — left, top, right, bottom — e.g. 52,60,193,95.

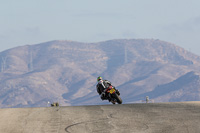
1,0,200,55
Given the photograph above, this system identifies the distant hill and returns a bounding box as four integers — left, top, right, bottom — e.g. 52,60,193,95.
0,39,200,108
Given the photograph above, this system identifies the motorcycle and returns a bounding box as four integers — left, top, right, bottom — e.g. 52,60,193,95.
105,85,122,104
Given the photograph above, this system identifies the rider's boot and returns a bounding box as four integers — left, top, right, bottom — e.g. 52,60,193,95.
116,89,120,95
113,86,120,95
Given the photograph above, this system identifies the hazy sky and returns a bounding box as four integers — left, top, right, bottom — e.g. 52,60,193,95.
1,0,200,55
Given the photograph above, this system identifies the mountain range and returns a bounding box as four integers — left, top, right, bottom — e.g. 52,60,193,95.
0,39,200,108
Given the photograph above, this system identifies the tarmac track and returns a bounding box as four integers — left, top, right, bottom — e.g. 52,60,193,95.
0,102,200,133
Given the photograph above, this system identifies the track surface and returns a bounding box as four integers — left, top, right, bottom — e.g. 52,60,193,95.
0,102,200,133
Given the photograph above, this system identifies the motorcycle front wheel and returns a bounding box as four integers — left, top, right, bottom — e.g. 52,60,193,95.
113,93,122,104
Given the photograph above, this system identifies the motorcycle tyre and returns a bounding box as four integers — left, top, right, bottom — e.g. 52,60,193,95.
113,93,122,104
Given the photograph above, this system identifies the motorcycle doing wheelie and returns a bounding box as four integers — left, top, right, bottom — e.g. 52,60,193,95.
103,85,122,104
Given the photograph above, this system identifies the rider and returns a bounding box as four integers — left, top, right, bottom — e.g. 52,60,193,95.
96,76,120,101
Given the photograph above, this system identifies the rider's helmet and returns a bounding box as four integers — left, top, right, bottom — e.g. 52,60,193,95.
97,76,103,82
